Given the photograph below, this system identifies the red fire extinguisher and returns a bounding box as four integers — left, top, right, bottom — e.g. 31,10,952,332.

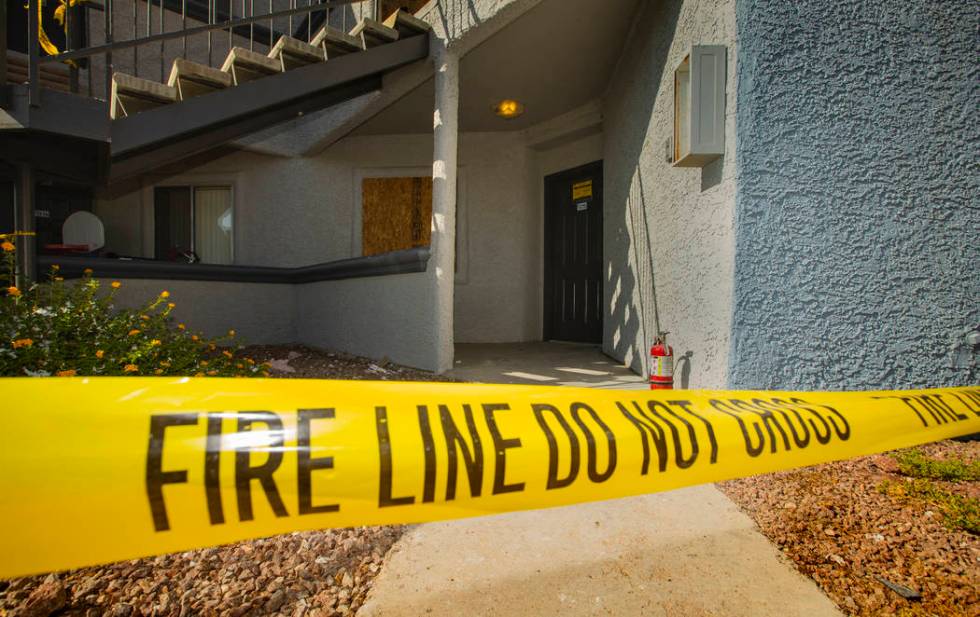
650,332,674,390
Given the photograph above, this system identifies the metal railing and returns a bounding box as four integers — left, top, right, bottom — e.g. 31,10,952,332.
10,0,379,107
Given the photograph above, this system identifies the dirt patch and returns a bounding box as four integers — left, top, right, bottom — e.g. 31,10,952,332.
0,345,451,617
720,440,979,617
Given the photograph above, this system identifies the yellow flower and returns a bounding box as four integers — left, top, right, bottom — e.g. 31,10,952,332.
207,370,218,376
83,268,93,276
123,364,139,373
160,291,170,299
194,372,204,377
191,335,199,341
140,314,150,321
200,360,209,367
160,360,171,368
150,339,161,346
51,264,59,272
246,358,255,365
228,330,236,337
154,368,164,375
260,371,270,377
53,276,64,282
222,350,233,359
128,329,140,336
167,303,176,309
55,369,77,377
95,350,104,359
1,241,14,252
209,344,216,351
235,363,244,369
177,323,186,330
12,338,33,349
111,281,121,289
6,286,21,297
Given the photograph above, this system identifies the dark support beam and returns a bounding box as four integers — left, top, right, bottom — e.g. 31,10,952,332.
1,0,8,86
14,163,36,285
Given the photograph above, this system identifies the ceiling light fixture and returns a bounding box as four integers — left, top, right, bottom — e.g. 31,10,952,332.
493,99,525,119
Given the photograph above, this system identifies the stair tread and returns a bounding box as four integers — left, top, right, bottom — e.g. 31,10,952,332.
112,73,178,103
222,46,282,75
382,9,431,37
269,35,325,63
350,18,399,47
168,58,233,89
311,25,363,53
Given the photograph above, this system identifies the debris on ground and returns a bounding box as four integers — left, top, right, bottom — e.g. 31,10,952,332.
721,439,979,617
0,345,450,616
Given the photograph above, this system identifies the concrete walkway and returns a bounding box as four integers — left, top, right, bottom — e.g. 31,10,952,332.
359,344,841,617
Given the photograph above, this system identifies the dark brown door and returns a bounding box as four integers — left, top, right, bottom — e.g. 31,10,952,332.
544,161,602,343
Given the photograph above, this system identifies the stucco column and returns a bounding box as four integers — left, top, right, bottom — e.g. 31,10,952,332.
428,43,459,373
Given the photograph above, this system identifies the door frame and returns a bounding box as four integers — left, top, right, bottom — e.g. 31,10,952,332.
543,159,603,342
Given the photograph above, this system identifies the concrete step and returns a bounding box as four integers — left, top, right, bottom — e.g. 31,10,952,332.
311,25,363,59
221,46,282,85
167,58,233,100
269,35,325,70
350,18,399,49
110,73,178,119
382,9,431,38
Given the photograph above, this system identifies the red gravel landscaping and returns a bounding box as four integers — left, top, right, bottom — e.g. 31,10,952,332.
721,439,979,617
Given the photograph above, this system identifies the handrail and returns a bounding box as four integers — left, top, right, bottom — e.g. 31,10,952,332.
38,246,430,284
41,0,364,64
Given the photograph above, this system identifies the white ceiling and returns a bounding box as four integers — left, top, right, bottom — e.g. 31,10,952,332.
353,0,640,135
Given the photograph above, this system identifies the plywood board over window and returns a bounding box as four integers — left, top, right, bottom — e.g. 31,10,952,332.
362,177,433,257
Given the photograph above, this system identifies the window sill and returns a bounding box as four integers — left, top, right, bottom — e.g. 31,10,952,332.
39,247,430,285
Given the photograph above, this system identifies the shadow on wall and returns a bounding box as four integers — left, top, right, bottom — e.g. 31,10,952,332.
603,0,682,377
676,350,694,389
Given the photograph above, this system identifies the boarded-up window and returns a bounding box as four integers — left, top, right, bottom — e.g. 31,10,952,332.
362,177,432,257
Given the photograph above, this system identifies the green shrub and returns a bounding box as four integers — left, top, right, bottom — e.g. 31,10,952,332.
893,448,980,482
1,233,267,377
879,478,979,535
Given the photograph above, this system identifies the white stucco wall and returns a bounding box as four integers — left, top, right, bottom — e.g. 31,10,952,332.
602,0,737,388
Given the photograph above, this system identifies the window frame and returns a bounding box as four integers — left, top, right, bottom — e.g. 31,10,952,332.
145,178,236,265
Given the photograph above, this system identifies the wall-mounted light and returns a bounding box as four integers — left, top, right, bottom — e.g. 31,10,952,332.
493,99,525,119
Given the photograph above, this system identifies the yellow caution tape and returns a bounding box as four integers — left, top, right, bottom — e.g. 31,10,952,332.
2,379,978,579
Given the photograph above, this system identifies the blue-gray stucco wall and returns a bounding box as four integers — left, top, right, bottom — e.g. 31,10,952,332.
730,0,979,389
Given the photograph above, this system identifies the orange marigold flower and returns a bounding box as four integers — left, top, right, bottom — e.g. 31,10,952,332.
12,338,33,349
228,329,236,337
7,286,21,297
200,360,209,367
209,344,216,351
123,364,139,373
260,371,270,377
128,329,140,336
236,363,244,369
160,360,171,368
150,339,161,346
95,350,104,359
194,372,204,377
83,268,94,276
55,369,77,377
191,335,199,341
154,368,164,375
177,323,186,330
160,291,170,299
111,281,121,289
140,314,150,321
246,358,255,365
1,241,14,252
207,370,218,376
222,350,233,359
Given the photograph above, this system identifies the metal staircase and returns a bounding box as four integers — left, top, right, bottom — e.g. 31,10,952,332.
1,1,430,184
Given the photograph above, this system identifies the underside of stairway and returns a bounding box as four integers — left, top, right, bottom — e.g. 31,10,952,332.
0,9,430,185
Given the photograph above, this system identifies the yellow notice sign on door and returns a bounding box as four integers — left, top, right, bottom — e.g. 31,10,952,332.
572,180,593,200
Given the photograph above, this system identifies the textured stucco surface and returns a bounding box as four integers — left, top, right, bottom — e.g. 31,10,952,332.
103,278,296,344
730,0,980,389
602,0,737,388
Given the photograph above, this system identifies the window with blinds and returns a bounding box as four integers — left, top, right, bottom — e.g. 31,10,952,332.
153,186,233,264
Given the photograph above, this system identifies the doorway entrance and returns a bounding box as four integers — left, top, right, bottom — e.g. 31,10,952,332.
543,160,603,343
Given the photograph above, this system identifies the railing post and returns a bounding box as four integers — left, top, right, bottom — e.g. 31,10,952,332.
104,0,112,102
27,0,40,106
2,0,10,86
14,163,36,286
